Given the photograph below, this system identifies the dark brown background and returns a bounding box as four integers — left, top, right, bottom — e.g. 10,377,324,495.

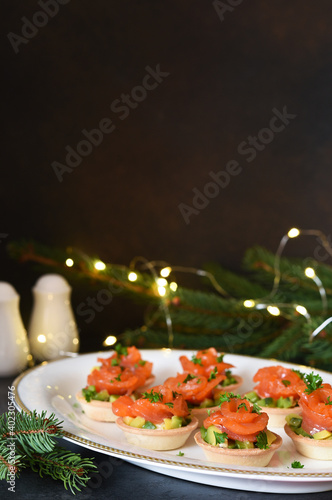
2,1,332,351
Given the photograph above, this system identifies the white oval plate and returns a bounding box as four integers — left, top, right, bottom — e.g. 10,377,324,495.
13,349,332,494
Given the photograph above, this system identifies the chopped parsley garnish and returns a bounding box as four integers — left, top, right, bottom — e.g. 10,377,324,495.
282,379,291,387
191,355,203,365
304,372,323,394
115,343,128,356
165,402,174,408
177,451,184,456
214,431,228,444
216,354,224,363
183,374,196,384
82,385,97,402
142,390,163,403
111,358,119,366
172,391,180,398
256,431,269,450
326,396,332,406
251,402,262,414
291,460,304,469
218,392,239,404
139,359,146,366
237,402,248,412
208,367,218,381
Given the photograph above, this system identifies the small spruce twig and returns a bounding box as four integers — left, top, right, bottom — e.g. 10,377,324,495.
0,410,97,494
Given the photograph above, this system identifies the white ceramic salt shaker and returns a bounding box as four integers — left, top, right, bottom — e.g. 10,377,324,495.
0,282,30,376
28,274,79,361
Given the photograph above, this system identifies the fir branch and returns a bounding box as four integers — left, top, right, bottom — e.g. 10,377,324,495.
0,411,63,456
0,441,24,480
25,447,96,495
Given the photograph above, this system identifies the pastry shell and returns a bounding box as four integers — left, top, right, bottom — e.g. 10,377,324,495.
284,424,332,460
116,416,198,450
257,405,302,428
76,391,117,422
194,431,282,467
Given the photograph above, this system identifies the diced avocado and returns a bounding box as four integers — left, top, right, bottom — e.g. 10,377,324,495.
256,397,274,407
235,440,254,449
313,429,332,440
265,429,277,446
142,421,156,429
163,416,183,430
199,398,215,408
285,414,302,428
244,391,260,403
109,394,120,403
94,390,109,401
276,397,293,409
129,416,146,428
123,416,134,425
227,439,237,449
294,427,313,438
205,425,228,447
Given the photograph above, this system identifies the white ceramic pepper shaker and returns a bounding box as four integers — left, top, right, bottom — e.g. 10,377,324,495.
0,282,30,376
28,274,79,362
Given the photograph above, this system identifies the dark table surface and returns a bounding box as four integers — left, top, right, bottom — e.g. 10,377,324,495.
1,372,332,500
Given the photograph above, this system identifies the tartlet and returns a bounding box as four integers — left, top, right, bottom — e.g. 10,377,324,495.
194,393,282,467
77,344,154,422
284,424,332,460
113,385,198,450
116,416,198,450
284,373,332,460
194,430,282,466
244,365,305,427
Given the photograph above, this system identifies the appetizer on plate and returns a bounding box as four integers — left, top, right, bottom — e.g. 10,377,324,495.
244,365,305,427
163,371,225,425
284,372,332,460
179,348,243,394
76,344,154,422
194,392,282,466
113,385,198,450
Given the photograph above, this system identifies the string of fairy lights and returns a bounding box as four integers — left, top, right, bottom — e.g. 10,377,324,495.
59,227,332,348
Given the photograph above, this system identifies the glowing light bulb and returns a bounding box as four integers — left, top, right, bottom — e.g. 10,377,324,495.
267,305,280,316
128,272,138,282
243,300,255,308
170,282,178,292
65,258,74,267
305,267,316,278
157,278,168,287
158,286,166,296
288,228,300,238
296,305,308,316
160,267,171,278
103,335,117,346
94,261,106,271
37,334,46,343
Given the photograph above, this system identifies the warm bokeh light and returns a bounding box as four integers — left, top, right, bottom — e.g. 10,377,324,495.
157,278,168,287
65,258,74,267
103,335,117,346
160,267,171,278
169,282,178,292
288,227,300,238
243,299,255,308
94,260,106,271
158,286,167,296
295,305,308,316
305,267,316,278
37,334,46,343
267,305,280,316
128,272,138,282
